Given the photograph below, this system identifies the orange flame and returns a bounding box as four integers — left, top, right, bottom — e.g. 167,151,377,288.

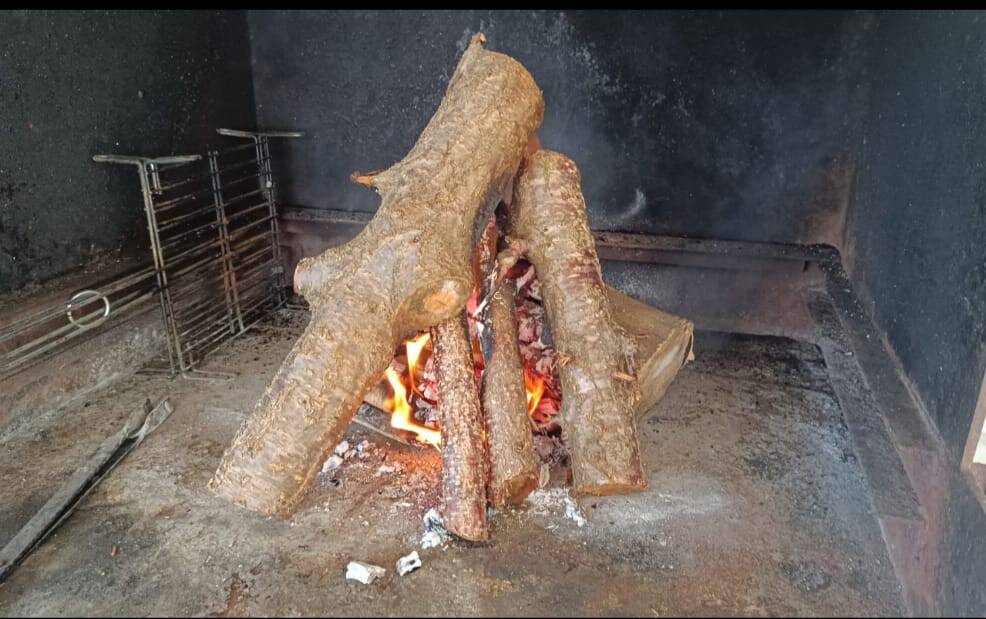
405,331,430,397
525,372,545,416
385,366,442,448
383,329,551,445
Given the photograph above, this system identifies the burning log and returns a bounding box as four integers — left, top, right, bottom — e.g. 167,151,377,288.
475,219,539,507
481,277,540,505
209,33,544,518
430,313,489,541
605,286,695,418
509,149,647,497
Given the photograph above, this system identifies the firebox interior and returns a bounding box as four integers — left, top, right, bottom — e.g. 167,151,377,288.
2,10,985,617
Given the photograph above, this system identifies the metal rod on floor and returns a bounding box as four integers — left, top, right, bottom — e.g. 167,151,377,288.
0,398,174,584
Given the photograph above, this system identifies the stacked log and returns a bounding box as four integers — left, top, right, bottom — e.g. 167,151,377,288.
210,32,694,537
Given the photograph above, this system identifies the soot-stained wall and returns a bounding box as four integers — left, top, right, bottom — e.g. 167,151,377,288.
0,10,255,294
249,10,867,246
847,11,986,616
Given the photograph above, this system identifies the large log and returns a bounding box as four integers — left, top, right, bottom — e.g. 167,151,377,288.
509,150,647,497
431,313,489,541
209,33,544,518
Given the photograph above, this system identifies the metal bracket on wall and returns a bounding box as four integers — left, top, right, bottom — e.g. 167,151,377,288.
93,128,303,381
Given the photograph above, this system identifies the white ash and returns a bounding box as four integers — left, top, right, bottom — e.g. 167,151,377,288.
345,561,386,584
527,487,587,527
420,508,450,549
321,454,344,474
423,508,445,532
396,551,422,576
514,265,562,428
538,463,551,489
389,356,408,375
527,487,571,512
565,501,587,527
334,440,350,457
421,531,446,550
376,464,397,475
525,271,542,300
517,310,541,343
534,350,558,376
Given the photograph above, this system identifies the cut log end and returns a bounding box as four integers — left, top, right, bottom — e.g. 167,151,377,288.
571,479,648,498
446,504,490,543
494,471,540,506
350,169,384,188
292,257,314,296
400,277,474,335
207,474,293,520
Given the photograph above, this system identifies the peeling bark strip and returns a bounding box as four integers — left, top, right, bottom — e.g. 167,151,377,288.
209,33,544,518
604,285,695,418
510,150,647,496
431,313,489,541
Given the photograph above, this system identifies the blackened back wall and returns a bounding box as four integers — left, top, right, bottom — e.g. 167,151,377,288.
0,10,255,294
847,11,986,615
249,10,866,246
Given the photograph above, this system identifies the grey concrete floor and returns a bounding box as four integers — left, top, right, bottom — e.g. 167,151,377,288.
0,309,905,617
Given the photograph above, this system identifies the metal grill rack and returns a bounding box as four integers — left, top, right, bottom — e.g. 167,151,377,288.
0,263,159,379
95,129,302,379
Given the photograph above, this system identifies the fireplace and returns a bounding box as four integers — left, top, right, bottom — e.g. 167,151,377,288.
1,10,985,617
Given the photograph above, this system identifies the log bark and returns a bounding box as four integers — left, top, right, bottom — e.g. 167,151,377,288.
604,286,695,418
481,276,539,505
509,149,646,497
431,313,489,541
476,219,538,507
209,33,544,518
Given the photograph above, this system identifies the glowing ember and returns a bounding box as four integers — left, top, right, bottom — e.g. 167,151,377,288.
385,366,442,448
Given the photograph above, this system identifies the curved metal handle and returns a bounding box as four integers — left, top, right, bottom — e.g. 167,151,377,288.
66,290,111,330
